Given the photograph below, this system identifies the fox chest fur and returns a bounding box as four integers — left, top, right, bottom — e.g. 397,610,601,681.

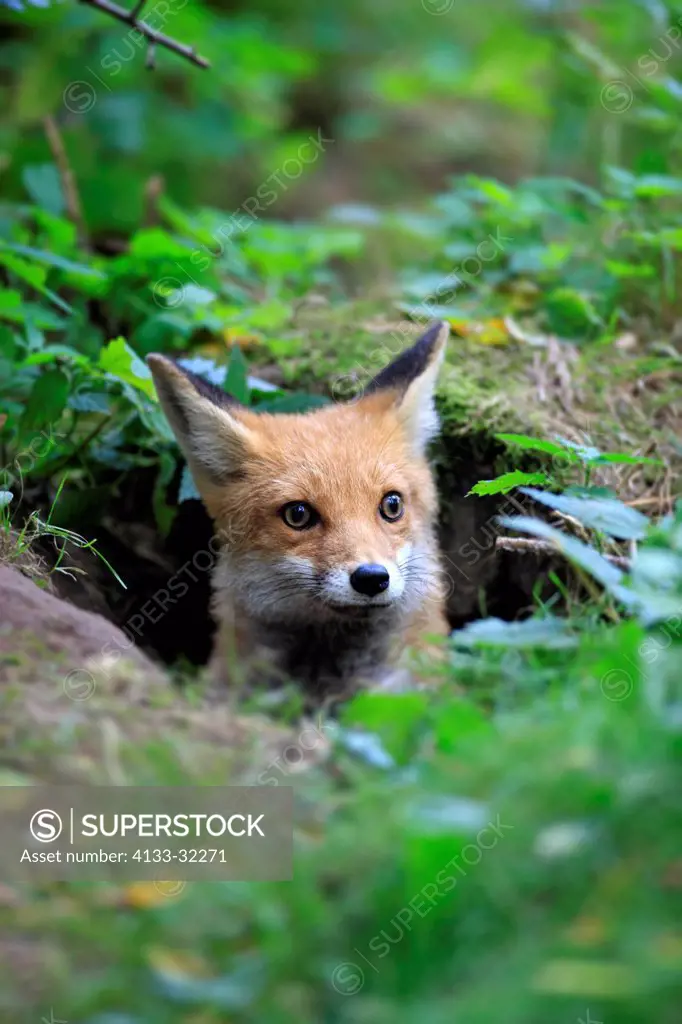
148,321,451,697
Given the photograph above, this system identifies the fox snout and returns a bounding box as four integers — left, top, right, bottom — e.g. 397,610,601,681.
318,553,409,614
349,564,390,597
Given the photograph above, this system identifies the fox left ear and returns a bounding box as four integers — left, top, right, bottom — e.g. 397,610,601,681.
364,320,449,451
145,353,255,489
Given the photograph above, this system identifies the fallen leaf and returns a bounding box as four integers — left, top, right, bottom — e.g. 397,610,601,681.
445,317,510,346
123,881,186,909
222,329,260,349
147,946,212,982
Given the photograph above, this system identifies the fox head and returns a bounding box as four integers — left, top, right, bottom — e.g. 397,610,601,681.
147,321,448,625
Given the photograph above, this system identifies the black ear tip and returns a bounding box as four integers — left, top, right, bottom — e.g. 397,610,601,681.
365,320,448,396
420,319,449,351
406,319,449,366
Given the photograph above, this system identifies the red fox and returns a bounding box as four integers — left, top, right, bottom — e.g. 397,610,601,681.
147,321,450,698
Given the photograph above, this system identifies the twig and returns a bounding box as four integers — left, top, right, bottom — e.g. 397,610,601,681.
143,173,165,226
78,0,210,69
43,115,88,249
496,536,631,571
626,495,677,509
48,415,114,475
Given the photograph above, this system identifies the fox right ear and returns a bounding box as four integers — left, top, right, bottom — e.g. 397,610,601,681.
146,355,254,485
364,320,449,452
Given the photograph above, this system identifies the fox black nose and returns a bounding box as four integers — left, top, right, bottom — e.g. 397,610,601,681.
350,563,390,597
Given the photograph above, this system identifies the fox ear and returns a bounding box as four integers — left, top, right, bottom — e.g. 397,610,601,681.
365,320,449,451
146,355,254,485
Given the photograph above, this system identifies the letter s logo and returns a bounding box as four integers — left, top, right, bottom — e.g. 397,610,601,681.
30,809,63,843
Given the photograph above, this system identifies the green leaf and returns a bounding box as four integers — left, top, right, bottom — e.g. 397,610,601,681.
453,615,577,649
223,346,250,404
0,242,104,280
495,433,571,457
433,701,492,753
651,228,682,250
0,250,47,290
23,345,90,368
634,174,682,197
594,452,664,467
468,471,551,497
0,250,74,315
0,326,18,360
0,289,65,330
519,488,649,540
67,390,112,414
22,163,65,216
20,369,70,437
180,285,216,307
0,289,22,317
342,691,429,762
552,435,661,467
604,260,655,279
129,228,192,261
471,177,514,205
544,286,601,336
553,437,603,463
99,338,156,401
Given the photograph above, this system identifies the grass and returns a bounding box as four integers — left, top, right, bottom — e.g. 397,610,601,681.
1,507,682,1023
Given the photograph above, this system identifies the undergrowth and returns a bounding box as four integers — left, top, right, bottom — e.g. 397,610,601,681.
1,105,682,1024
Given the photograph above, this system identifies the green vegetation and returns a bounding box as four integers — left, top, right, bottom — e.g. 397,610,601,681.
1,0,682,1021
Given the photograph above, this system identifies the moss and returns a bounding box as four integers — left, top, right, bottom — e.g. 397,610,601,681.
269,303,680,502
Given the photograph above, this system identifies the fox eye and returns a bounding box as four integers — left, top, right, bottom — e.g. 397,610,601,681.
280,501,318,530
379,492,404,522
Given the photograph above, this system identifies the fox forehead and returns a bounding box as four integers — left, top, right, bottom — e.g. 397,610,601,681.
199,401,438,551
146,319,449,526
233,397,428,504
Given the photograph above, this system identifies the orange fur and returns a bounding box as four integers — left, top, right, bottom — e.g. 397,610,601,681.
148,321,450,698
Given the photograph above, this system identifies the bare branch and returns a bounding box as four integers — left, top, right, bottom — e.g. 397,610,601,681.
43,115,89,249
143,173,165,226
496,535,631,571
78,0,210,70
